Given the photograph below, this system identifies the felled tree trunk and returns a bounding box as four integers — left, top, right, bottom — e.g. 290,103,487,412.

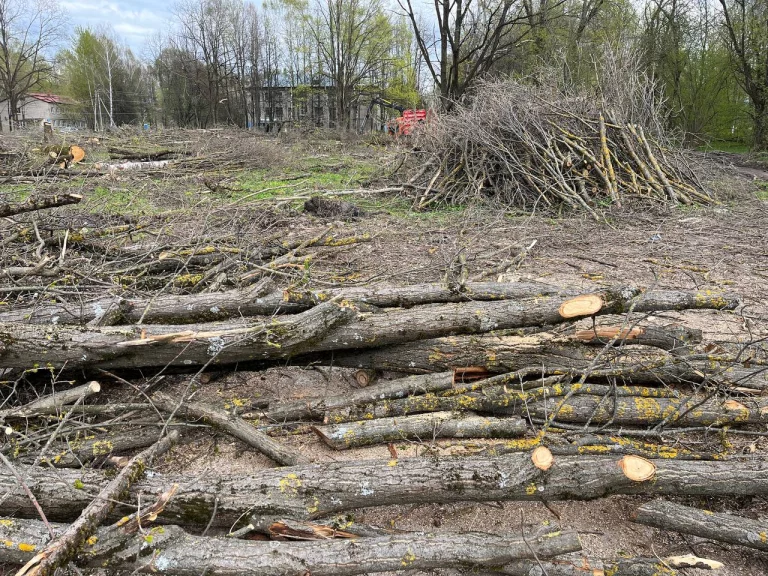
3,453,768,530
0,288,739,372
0,281,561,325
313,412,527,449
0,518,581,576
634,499,768,551
326,336,768,391
0,193,82,217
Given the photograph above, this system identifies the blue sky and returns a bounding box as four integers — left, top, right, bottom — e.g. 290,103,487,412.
60,0,173,58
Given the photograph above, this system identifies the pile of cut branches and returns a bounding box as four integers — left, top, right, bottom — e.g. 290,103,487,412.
408,80,711,215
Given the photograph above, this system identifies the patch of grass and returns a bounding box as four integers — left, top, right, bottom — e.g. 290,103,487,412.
87,185,159,215
756,182,768,201
697,140,750,154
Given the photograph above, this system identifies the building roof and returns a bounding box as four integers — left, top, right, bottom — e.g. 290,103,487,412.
26,93,76,105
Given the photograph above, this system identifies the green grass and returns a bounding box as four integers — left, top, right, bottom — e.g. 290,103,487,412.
756,182,768,201
87,185,159,215
697,140,750,154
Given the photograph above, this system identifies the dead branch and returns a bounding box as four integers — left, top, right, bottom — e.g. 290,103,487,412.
312,411,527,449
151,392,306,466
634,499,768,551
0,194,82,218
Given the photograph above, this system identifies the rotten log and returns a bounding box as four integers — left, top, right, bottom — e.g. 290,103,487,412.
0,194,82,218
634,499,768,551
0,281,562,326
3,452,768,530
0,518,581,576
312,412,527,449
0,288,739,371
151,392,306,466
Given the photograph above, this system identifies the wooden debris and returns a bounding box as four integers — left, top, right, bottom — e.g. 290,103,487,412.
0,518,582,576
312,412,527,449
4,453,768,529
13,431,179,576
619,455,657,482
531,446,554,470
0,193,82,218
634,499,768,552
559,294,603,318
151,392,306,466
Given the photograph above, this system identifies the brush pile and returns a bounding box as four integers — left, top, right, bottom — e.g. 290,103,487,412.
409,80,712,214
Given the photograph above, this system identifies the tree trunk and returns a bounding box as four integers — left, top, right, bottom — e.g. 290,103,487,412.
313,412,527,449
0,193,82,218
325,336,767,391
3,453,768,530
0,288,739,371
0,281,561,326
634,499,768,551
0,518,581,576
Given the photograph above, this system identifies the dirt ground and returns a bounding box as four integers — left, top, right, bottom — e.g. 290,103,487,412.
2,129,768,575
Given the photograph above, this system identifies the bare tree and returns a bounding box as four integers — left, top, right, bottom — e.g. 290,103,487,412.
0,0,63,131
400,0,546,107
310,0,392,129
718,0,768,149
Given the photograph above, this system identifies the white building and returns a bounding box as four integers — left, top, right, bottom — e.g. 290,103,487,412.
0,93,86,132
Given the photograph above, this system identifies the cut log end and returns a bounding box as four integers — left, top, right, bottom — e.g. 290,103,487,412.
87,381,101,394
531,446,554,471
559,294,604,318
619,455,657,482
70,145,85,164
354,369,378,387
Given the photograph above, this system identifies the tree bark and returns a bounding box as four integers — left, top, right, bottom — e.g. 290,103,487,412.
0,288,739,371
634,499,768,551
325,382,683,424
151,392,306,466
3,453,768,530
479,556,710,575
0,194,82,218
0,281,561,326
312,412,527,449
0,518,581,576
325,336,768,391
15,431,179,576
262,372,455,422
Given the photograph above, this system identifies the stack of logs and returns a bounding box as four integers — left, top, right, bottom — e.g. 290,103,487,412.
1,274,767,575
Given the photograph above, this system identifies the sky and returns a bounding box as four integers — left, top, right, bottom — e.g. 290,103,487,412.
60,0,174,58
